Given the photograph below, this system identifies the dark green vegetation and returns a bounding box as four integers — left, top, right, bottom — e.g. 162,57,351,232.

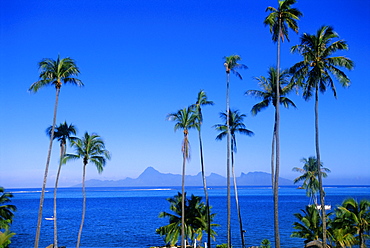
292,198,370,248
0,187,16,248
156,193,219,247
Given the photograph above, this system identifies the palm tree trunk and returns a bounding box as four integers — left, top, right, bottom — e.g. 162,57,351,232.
315,87,326,247
273,18,282,248
271,123,276,187
226,73,231,248
34,87,60,248
53,143,65,248
77,163,87,248
231,149,245,248
181,153,186,248
198,130,211,248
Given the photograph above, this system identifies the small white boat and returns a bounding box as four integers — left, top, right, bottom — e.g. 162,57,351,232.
45,216,55,220
310,204,331,210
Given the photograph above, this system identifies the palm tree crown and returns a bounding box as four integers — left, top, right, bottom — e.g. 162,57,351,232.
167,107,197,160
246,67,296,115
214,109,254,153
47,121,77,148
190,90,214,128
65,132,111,169
29,55,83,92
264,0,302,43
290,25,354,99
293,156,330,200
223,55,247,79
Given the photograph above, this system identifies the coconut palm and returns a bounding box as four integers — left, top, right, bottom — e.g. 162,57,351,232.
290,25,354,246
167,107,197,248
223,55,247,248
29,55,83,248
0,187,16,230
264,1,302,246
246,67,296,186
214,109,254,248
291,205,326,244
46,121,77,248
292,156,330,205
335,198,370,248
190,90,214,248
64,132,110,248
156,193,219,246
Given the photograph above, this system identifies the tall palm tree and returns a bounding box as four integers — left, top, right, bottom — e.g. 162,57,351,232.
214,109,254,248
29,55,83,248
246,67,296,186
264,2,302,246
190,90,214,248
167,107,196,248
292,156,330,205
336,198,370,248
290,25,354,246
46,121,77,248
223,55,247,248
64,132,110,248
0,187,16,230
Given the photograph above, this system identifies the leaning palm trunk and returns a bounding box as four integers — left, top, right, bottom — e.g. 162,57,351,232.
273,19,282,248
231,150,245,248
198,130,211,248
77,163,87,248
53,143,65,248
315,88,327,247
225,73,232,248
35,87,60,248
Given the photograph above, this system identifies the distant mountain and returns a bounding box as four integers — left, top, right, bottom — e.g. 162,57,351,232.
74,166,294,187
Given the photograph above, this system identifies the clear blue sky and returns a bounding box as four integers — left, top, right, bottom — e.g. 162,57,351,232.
1,0,369,188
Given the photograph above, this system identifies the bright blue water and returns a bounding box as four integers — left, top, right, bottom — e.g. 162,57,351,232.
8,186,370,248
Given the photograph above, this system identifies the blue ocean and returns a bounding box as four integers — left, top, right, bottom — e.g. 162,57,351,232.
8,186,370,248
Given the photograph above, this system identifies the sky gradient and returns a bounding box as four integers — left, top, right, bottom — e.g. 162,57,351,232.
1,0,369,188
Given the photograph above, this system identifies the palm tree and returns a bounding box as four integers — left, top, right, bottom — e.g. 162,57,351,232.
291,205,326,244
46,121,77,248
0,187,16,230
292,156,330,205
290,25,354,246
167,107,196,248
64,132,110,248
29,55,83,248
190,90,214,248
156,193,219,246
214,109,254,248
264,1,302,246
223,55,247,248
246,67,296,186
335,198,370,248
